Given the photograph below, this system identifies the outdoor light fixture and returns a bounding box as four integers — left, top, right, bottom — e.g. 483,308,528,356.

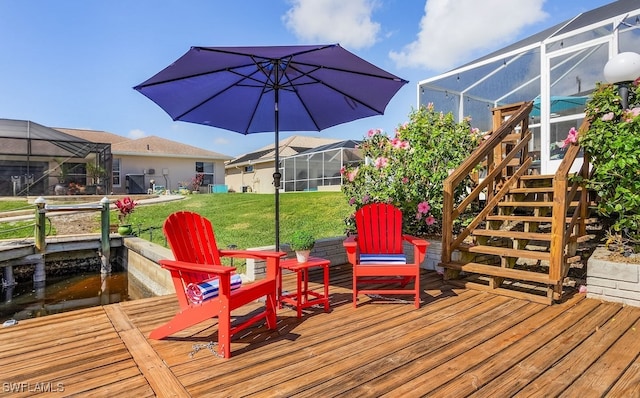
603,51,640,109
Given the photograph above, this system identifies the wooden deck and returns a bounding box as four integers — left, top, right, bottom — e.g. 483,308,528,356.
2,264,640,397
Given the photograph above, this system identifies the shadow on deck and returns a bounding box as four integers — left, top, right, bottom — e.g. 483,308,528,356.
1,265,639,397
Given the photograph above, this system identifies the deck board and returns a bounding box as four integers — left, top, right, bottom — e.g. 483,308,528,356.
1,265,640,397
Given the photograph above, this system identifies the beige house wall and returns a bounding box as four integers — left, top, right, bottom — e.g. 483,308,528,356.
226,160,276,194
111,154,227,194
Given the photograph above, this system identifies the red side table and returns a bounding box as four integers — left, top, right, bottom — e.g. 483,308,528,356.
279,256,330,318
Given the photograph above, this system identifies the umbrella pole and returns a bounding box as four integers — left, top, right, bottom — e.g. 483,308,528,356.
273,90,281,251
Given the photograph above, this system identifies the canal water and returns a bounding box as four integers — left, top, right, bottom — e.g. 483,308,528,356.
0,271,150,323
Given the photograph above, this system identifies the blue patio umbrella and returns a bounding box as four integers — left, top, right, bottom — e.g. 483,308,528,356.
530,95,589,117
134,44,408,249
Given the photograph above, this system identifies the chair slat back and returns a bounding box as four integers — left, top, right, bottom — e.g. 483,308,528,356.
163,211,224,285
354,203,403,254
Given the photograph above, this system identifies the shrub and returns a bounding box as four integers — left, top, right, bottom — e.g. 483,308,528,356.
581,79,640,246
341,104,482,236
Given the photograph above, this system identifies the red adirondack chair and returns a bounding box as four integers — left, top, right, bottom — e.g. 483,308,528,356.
343,203,429,308
149,211,286,358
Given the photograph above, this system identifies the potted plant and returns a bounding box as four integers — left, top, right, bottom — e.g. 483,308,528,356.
114,196,137,236
86,162,107,195
289,231,316,263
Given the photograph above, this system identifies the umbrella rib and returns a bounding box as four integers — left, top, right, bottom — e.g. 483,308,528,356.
173,67,267,123
286,62,400,115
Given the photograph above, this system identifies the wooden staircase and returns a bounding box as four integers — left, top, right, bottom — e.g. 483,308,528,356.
440,102,593,304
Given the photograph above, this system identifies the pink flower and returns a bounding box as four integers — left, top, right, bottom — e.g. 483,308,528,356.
418,201,431,214
347,167,359,182
362,194,370,204
425,215,436,226
374,157,389,169
559,127,578,148
601,112,615,121
415,212,422,220
402,177,409,184
625,107,640,121
349,197,356,205
578,285,587,294
367,128,382,137
339,166,346,175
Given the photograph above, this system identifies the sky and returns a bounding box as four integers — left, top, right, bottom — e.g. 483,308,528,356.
0,0,614,157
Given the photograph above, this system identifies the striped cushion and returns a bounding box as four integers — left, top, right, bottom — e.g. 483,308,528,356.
186,274,243,304
359,253,407,265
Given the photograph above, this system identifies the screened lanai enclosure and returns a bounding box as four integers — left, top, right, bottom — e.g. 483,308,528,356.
0,119,111,196
281,140,362,192
418,0,640,174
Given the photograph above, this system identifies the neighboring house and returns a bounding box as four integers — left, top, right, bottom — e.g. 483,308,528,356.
418,0,640,175
280,140,362,192
0,118,111,196
58,128,233,194
225,135,343,194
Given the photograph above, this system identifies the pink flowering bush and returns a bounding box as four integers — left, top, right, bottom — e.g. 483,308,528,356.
581,79,640,245
341,105,482,236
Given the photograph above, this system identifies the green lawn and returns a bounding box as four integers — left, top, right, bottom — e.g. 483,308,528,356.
0,192,353,250
128,191,352,249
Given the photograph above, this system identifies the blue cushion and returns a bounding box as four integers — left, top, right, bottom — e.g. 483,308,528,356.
186,274,243,304
359,253,407,265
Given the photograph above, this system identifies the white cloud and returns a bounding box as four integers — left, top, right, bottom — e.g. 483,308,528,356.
283,0,381,49
390,0,548,71
128,129,147,139
213,137,230,146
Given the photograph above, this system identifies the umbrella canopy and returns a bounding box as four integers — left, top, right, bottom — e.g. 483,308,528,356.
134,44,408,248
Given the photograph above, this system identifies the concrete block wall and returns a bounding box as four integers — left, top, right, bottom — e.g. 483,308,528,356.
124,236,448,289
586,247,640,307
124,238,175,296
245,237,348,281
246,236,445,280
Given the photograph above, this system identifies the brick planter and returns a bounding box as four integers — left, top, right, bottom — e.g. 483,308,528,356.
586,246,640,307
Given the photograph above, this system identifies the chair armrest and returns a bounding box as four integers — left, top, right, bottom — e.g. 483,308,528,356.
343,235,358,265
219,249,287,260
159,259,235,275
402,234,430,264
219,249,286,280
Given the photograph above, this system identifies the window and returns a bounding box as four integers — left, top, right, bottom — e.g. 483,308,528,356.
244,165,254,173
112,158,121,187
195,161,214,186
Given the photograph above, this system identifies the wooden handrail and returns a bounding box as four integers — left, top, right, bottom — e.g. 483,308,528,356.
549,118,591,282
442,101,533,263
441,101,592,303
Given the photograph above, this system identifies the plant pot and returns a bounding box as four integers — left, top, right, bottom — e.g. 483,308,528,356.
295,250,311,263
117,224,133,236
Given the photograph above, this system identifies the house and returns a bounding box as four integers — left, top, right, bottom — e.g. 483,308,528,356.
0,119,111,196
225,135,347,193
57,128,232,194
418,0,640,174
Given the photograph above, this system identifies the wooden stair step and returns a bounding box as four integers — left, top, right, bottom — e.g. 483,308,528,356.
519,174,556,181
472,229,552,241
440,261,557,284
508,186,584,194
460,244,551,261
497,201,582,207
503,133,524,142
485,215,594,223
